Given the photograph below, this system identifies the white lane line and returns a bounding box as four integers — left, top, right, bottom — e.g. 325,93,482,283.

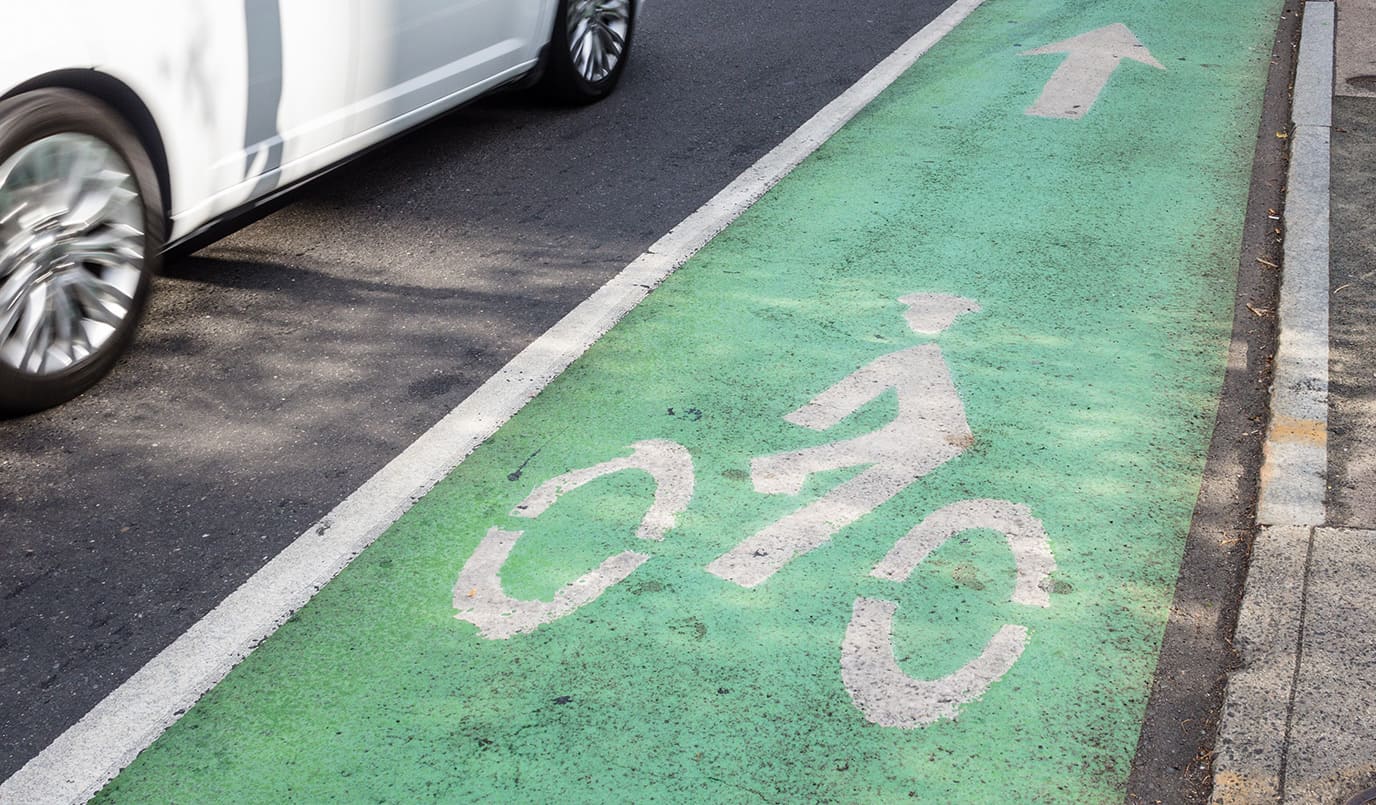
0,1,987,801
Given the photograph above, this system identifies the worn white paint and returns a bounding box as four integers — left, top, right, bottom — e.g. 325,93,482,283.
512,440,695,541
898,293,980,335
708,295,979,588
454,440,694,638
842,499,1056,726
872,499,1056,608
1021,23,1164,119
454,528,651,639
842,600,1027,727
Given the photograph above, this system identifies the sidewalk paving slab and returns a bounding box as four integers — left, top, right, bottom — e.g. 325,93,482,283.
1327,93,1376,527
1211,525,1310,803
1284,528,1376,801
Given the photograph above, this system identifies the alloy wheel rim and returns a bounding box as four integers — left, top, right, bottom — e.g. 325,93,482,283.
0,133,144,377
566,0,631,84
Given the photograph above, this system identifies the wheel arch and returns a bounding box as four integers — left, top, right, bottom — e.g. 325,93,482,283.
3,69,173,229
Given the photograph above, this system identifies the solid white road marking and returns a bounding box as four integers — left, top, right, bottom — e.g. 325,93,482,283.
842,499,1056,727
842,601,1027,728
708,295,978,588
511,440,694,542
0,2,988,801
872,499,1056,608
454,440,694,639
1021,23,1164,119
899,292,980,335
455,529,651,640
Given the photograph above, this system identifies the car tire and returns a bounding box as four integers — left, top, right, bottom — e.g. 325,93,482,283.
541,0,635,104
0,88,163,417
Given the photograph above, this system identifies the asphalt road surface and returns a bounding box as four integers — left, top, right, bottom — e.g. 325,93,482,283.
0,0,959,781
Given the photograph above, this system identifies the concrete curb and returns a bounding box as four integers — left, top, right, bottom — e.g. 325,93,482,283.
1212,2,1333,802
1256,1,1332,527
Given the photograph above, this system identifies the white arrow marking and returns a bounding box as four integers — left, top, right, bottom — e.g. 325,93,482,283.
1021,23,1164,119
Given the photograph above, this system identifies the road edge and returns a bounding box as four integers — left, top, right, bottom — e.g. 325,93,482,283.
1210,2,1334,802
1256,2,1333,527
1125,2,1299,800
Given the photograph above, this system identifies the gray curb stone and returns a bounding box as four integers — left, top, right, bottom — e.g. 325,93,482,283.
1257,0,1331,528
1213,1,1336,801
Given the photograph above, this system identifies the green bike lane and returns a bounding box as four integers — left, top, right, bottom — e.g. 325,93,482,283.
96,0,1279,800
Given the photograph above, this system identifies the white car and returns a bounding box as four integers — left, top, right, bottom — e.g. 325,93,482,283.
0,0,639,415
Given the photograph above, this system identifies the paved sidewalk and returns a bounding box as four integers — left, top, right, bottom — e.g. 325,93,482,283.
1213,1,1376,802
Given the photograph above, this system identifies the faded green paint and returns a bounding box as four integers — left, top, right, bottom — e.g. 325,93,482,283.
98,0,1279,801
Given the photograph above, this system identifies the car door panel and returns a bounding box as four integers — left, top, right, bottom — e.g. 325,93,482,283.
352,0,544,132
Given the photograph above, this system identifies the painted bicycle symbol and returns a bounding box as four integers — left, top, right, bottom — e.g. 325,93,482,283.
452,293,1057,727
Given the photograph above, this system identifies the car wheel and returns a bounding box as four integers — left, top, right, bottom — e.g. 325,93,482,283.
0,88,163,416
542,0,635,104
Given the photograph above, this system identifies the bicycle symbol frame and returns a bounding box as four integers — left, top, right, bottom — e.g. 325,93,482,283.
452,293,1057,727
